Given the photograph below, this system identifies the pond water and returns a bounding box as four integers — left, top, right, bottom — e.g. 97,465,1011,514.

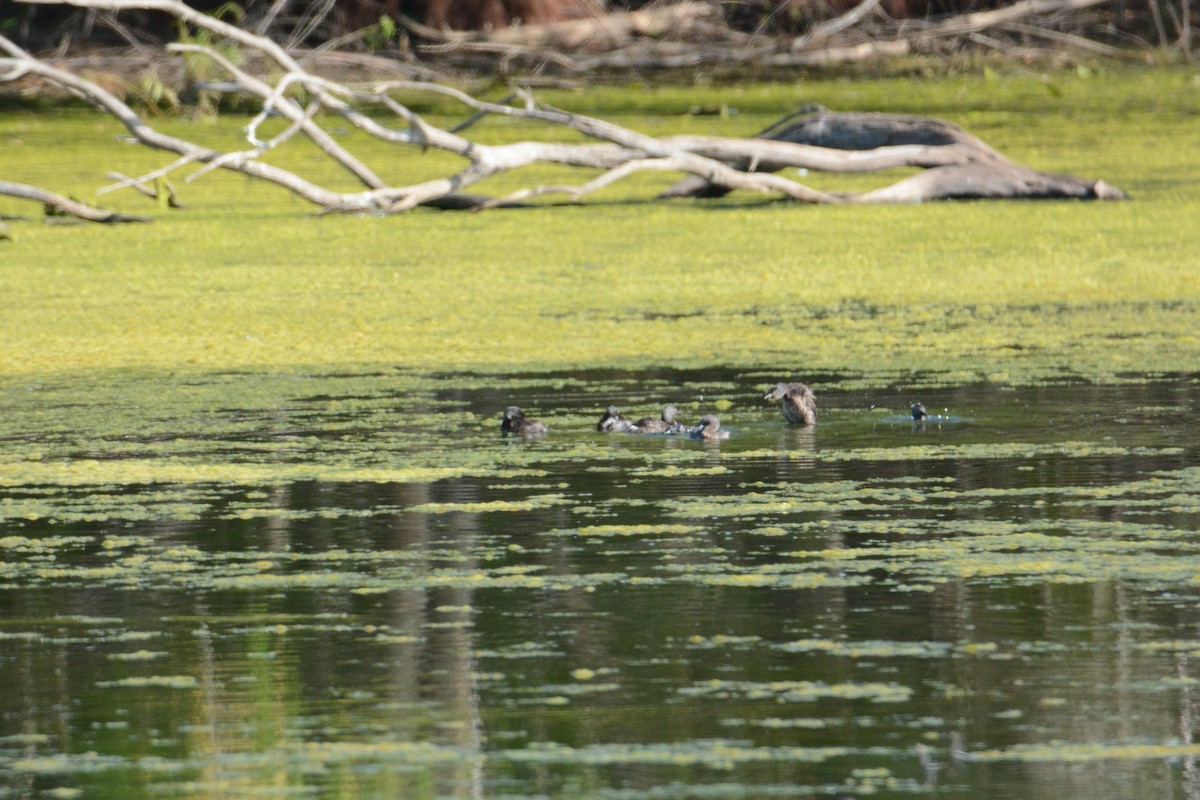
2,368,1200,799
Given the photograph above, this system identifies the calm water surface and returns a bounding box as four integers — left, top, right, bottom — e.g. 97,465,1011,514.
2,369,1199,799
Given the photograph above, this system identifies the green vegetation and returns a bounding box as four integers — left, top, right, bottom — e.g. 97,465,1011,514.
2,67,1200,800
2,67,1199,384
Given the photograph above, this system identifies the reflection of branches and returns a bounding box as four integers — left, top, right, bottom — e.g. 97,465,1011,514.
3,0,1126,217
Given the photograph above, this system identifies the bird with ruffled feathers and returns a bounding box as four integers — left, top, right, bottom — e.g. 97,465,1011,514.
501,406,547,436
764,382,817,425
596,405,635,433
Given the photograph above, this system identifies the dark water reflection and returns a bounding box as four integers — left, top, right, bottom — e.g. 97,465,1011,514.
2,369,1199,799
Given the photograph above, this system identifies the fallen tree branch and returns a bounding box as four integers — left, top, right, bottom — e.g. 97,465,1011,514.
0,179,151,222
659,107,1126,202
907,0,1111,41
997,21,1127,56
104,171,184,207
394,0,1126,73
402,3,722,52
793,0,884,50
3,0,1127,215
415,38,584,73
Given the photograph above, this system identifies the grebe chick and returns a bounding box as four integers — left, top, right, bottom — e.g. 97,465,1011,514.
689,414,730,440
633,405,684,434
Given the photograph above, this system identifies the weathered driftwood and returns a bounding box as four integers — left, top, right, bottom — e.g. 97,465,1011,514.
1,0,1126,221
661,108,1127,202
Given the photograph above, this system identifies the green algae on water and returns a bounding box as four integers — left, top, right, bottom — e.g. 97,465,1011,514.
2,70,1200,384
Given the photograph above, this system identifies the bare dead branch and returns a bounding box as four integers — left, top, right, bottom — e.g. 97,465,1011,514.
0,179,151,222
793,0,884,49
1,33,364,210
403,3,720,51
3,0,1127,215
167,42,386,188
998,21,1127,56
417,39,584,73
908,0,1111,41
105,171,183,207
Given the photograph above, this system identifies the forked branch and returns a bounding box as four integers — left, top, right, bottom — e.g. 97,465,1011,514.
2,0,1126,218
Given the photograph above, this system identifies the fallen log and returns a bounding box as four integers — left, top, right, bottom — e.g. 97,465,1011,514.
660,107,1126,202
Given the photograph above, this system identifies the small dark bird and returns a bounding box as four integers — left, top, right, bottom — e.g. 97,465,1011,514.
633,405,684,434
911,403,928,421
501,406,547,436
764,382,817,425
689,414,730,440
596,405,635,433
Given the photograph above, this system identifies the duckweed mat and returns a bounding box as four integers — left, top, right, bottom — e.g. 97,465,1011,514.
3,67,1200,799
2,68,1199,383
2,370,1199,799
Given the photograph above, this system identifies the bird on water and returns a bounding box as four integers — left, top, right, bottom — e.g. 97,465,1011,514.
501,406,547,437
689,414,730,440
633,405,685,434
764,382,817,425
596,405,635,433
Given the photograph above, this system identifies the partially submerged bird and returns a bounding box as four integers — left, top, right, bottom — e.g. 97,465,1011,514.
764,382,817,425
911,402,928,421
633,405,685,434
689,414,730,440
596,405,635,433
501,406,547,437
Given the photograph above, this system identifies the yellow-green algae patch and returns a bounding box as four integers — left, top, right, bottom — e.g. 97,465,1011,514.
94,675,198,689
969,742,1200,762
498,740,853,767
407,495,570,513
546,523,706,538
2,69,1200,385
678,679,913,703
0,459,543,488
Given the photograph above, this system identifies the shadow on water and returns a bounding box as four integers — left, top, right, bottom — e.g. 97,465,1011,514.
1,368,1200,799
